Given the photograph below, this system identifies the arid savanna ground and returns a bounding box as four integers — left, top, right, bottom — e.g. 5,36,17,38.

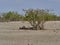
0,21,60,45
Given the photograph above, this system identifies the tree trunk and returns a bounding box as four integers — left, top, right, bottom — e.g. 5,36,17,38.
36,25,41,30
29,21,45,30
40,21,45,30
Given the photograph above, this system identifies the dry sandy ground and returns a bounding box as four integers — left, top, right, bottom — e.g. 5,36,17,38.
0,30,60,45
0,21,60,45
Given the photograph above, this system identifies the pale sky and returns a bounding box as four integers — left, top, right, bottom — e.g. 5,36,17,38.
0,0,60,15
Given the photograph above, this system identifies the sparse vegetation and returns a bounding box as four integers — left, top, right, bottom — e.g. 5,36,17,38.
23,9,59,30
0,9,60,30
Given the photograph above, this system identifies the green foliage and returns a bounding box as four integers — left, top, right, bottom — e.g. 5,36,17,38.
41,14,57,21
0,9,59,22
23,9,58,30
23,9,57,21
2,11,23,21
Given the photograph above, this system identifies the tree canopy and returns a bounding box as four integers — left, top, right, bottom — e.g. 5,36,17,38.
23,9,59,30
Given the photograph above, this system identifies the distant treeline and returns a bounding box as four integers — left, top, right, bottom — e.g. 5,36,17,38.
0,9,60,22
0,11,23,22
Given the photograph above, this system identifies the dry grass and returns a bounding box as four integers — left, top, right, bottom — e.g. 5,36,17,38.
0,21,60,45
0,30,60,45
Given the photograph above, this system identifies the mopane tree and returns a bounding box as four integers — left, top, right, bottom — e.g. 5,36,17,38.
23,9,56,30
